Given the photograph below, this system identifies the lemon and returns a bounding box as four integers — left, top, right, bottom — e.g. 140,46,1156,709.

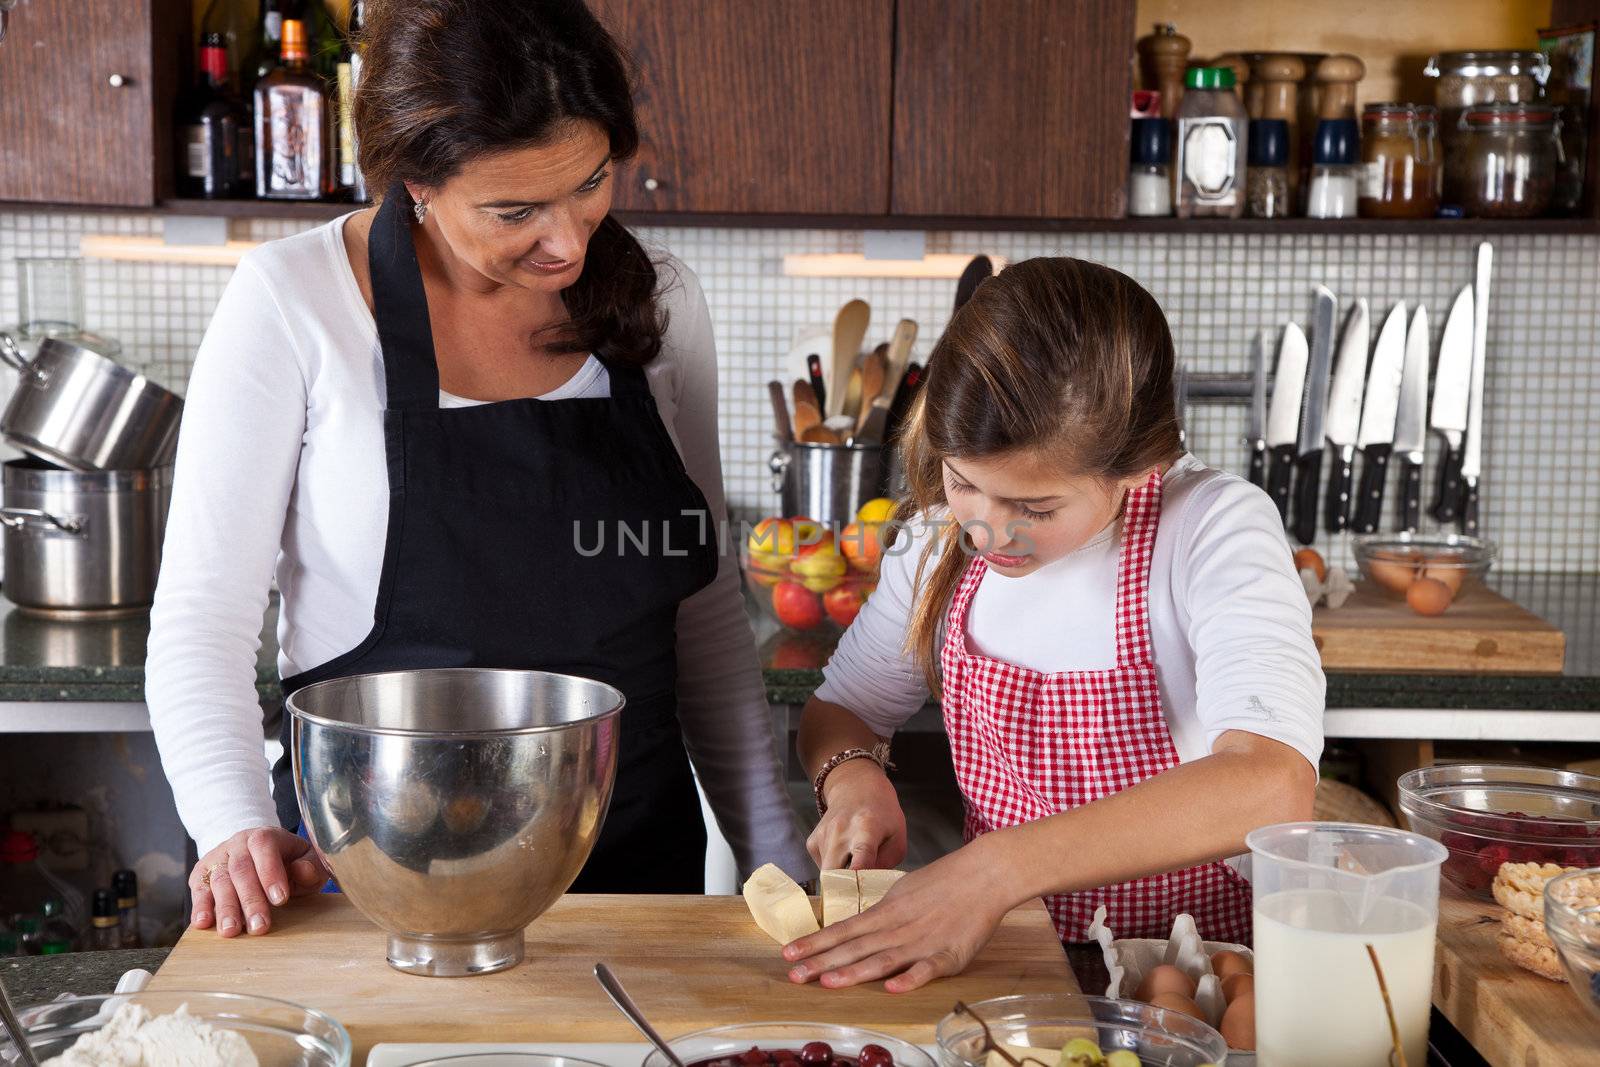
856,497,895,524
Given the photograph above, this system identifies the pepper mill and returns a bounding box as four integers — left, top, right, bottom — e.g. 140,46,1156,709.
1253,54,1308,198
1314,54,1366,120
1137,23,1191,119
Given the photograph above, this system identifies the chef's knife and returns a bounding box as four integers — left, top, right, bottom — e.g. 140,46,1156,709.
1352,301,1407,534
1323,298,1370,534
1460,242,1493,535
1292,288,1338,546
1391,304,1430,532
1174,360,1188,450
806,353,828,416
1429,284,1475,523
1265,322,1308,524
1246,329,1268,488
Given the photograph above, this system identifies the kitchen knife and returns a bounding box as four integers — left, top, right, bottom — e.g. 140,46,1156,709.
1352,301,1408,534
1429,284,1475,523
954,255,993,314
806,353,828,416
1460,242,1493,535
1265,322,1309,524
1391,304,1430,532
1173,360,1188,450
1323,298,1370,534
1246,330,1268,488
1293,287,1338,546
883,361,924,446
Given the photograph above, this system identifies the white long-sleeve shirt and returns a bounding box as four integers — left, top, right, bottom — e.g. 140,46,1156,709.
815,455,1326,770
145,213,810,879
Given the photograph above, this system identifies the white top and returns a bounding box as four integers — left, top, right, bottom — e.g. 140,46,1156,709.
145,214,810,879
816,455,1326,770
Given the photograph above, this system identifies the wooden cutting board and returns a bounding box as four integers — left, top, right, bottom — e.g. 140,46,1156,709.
148,894,1077,1059
1312,585,1565,674
1433,891,1598,1067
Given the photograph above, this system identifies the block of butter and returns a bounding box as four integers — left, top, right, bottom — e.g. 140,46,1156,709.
820,868,861,927
857,868,905,911
743,863,820,945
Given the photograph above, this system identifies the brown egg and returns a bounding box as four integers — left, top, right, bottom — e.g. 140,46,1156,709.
1367,551,1420,595
1210,949,1253,980
1293,548,1327,583
1407,576,1454,616
1219,992,1255,1050
1422,552,1466,595
1221,971,1254,1001
1134,963,1197,1003
1148,991,1205,1021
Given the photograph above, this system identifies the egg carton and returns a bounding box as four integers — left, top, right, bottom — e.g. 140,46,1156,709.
1086,906,1256,1065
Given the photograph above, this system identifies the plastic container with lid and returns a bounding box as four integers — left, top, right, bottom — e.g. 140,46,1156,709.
1445,103,1560,218
1175,66,1248,218
1306,118,1360,218
1247,117,1292,218
1127,117,1172,217
1424,50,1551,138
1359,103,1440,219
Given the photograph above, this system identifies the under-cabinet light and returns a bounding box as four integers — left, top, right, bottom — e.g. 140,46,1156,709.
782,253,1005,279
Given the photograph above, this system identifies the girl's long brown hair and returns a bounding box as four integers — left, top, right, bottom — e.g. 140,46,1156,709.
354,0,665,367
898,257,1181,689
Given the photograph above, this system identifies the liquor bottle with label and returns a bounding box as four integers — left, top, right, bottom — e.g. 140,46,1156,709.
336,0,367,201
255,18,332,200
179,32,253,199
90,890,120,950
112,869,142,948
199,0,257,94
251,0,288,89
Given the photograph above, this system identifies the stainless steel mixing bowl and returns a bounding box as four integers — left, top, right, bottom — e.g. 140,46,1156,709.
287,668,625,978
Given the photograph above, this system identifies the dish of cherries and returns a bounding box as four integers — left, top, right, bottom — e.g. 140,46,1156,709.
1440,811,1600,893
692,1043,895,1067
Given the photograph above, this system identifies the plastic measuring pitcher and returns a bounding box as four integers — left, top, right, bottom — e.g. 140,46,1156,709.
1246,822,1448,1067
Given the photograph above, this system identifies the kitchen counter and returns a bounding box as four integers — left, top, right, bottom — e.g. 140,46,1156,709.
2,948,170,1005
0,574,1595,715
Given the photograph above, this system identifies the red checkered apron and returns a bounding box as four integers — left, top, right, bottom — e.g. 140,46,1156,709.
939,469,1253,944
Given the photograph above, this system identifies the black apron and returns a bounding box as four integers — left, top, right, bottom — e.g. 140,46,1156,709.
270,188,717,892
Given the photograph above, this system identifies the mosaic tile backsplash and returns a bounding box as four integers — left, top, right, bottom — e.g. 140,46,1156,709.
1,209,1595,573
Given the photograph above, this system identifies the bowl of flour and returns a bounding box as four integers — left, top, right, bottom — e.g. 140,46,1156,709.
2,990,350,1066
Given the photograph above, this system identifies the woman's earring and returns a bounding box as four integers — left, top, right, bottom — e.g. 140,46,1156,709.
413,198,429,223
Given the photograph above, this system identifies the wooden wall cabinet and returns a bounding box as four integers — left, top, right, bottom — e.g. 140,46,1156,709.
0,0,189,207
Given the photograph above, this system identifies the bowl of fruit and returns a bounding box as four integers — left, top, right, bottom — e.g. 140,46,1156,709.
744,499,893,633
1397,764,1600,900
1351,533,1497,615
935,994,1228,1067
640,1023,935,1067
1543,868,1600,1023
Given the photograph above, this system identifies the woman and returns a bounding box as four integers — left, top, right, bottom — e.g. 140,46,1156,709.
146,0,808,940
784,259,1322,990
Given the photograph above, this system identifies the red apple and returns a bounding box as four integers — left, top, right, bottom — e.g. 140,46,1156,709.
772,580,824,630
824,585,866,627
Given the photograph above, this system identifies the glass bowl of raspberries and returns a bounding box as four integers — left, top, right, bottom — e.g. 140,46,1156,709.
1398,764,1600,901
642,1024,936,1067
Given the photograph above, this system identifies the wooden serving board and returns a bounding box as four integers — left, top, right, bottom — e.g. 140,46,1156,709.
148,894,1077,1060
1312,585,1565,674
1433,891,1599,1067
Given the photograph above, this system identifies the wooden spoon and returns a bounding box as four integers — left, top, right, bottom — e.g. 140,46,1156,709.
766,380,793,443
800,425,841,445
829,299,871,418
881,319,918,404
856,348,888,433
842,366,864,424
792,380,822,438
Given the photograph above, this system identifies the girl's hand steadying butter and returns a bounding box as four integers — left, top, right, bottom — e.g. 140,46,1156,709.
783,836,1015,992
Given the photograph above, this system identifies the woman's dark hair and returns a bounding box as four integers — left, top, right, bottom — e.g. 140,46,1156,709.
897,257,1181,687
355,0,664,367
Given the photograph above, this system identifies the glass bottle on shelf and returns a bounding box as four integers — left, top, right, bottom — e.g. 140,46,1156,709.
90,889,121,950
1449,103,1559,218
39,899,76,954
12,915,42,956
1247,118,1291,219
1175,67,1247,218
112,869,142,948
1306,118,1360,219
1358,104,1439,219
1127,117,1172,217
255,18,333,200
337,0,368,202
178,32,253,200
251,0,288,89
199,0,257,94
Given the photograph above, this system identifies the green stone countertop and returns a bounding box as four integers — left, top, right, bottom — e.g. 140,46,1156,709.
0,576,1595,712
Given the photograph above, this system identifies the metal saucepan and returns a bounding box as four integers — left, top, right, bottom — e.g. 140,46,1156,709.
0,333,182,471
1,459,172,617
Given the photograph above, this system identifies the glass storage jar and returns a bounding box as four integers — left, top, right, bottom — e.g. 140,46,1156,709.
1359,103,1440,218
1424,50,1551,136
1445,103,1559,218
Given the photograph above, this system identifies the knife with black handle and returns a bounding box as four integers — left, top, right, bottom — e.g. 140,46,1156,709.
1248,442,1267,490
1267,443,1294,522
1432,441,1464,524
1398,457,1424,533
1292,449,1323,546
1460,479,1480,537
1293,288,1339,546
1325,448,1357,534
1352,444,1392,535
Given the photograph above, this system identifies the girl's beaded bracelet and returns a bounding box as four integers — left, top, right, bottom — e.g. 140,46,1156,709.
812,741,893,816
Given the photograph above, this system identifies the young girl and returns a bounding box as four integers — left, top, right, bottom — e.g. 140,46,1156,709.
786,257,1323,993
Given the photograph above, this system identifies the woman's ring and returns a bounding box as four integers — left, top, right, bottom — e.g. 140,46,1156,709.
199,862,227,889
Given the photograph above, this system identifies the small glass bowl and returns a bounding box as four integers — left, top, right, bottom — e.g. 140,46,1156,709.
642,1023,936,1067
1544,868,1600,1023
1398,764,1600,900
5,990,351,1065
935,994,1228,1067
1351,533,1497,599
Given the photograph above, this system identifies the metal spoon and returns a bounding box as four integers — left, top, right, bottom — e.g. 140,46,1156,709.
0,973,42,1067
593,963,684,1067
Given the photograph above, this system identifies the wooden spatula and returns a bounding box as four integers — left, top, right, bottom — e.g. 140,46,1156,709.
829,299,871,419
856,347,888,433
792,380,822,438
881,319,918,404
767,380,793,443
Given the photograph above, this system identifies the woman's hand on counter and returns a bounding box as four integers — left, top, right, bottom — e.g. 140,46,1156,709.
783,834,1017,992
189,827,331,937
806,759,908,871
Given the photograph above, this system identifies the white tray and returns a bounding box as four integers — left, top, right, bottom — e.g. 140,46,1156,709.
369,1042,943,1067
